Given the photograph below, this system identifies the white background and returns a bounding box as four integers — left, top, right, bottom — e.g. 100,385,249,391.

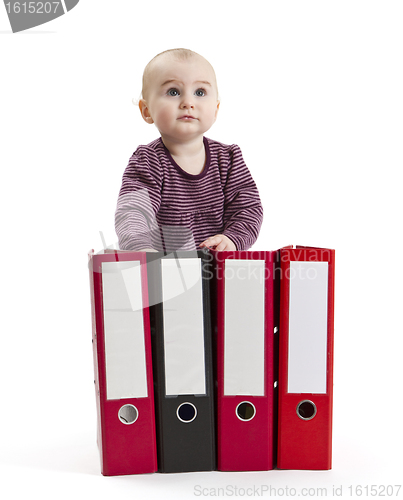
1,1,402,498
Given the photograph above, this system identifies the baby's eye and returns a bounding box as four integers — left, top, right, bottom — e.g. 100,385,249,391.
167,88,180,96
195,88,206,97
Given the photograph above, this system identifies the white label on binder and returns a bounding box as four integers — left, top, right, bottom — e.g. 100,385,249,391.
161,258,206,396
101,261,148,400
224,260,265,396
288,261,328,394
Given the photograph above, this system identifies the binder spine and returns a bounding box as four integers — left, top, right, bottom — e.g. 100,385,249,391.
90,251,157,476
148,250,216,473
215,251,276,471
277,247,335,470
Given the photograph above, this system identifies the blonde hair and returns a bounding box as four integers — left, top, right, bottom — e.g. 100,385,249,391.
141,48,217,101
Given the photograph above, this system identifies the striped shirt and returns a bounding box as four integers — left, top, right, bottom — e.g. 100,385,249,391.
115,136,263,252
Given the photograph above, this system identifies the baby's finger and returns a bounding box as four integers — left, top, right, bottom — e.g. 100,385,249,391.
199,236,220,248
215,239,228,251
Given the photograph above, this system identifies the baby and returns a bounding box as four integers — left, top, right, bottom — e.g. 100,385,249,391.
115,48,263,252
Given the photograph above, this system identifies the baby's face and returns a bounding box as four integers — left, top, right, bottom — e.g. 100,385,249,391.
140,55,219,144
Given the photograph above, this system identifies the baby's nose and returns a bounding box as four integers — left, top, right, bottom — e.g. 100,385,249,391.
180,96,194,108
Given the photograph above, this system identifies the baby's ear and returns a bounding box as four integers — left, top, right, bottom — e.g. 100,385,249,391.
139,99,154,124
214,100,220,120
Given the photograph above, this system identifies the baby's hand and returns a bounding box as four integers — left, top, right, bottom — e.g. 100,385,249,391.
199,234,236,251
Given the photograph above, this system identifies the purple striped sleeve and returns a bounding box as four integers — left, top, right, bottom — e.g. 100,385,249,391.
221,144,263,250
115,147,163,251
